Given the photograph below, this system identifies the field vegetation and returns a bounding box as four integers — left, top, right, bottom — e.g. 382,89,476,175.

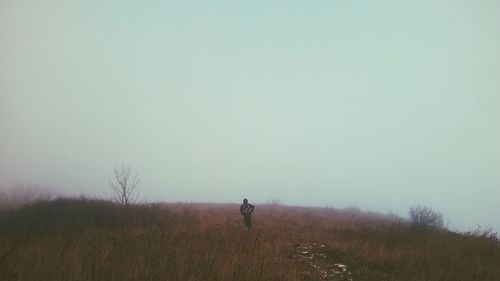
0,198,499,281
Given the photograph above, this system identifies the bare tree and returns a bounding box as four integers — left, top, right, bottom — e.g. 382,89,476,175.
408,204,444,230
109,165,139,205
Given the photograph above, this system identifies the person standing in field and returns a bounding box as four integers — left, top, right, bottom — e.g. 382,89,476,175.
240,198,255,229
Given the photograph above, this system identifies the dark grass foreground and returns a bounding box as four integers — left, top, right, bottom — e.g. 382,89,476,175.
0,198,499,281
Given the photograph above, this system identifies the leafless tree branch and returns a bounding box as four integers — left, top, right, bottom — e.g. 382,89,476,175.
109,164,140,205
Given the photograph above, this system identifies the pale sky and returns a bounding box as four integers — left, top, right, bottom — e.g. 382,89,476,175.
1,0,499,232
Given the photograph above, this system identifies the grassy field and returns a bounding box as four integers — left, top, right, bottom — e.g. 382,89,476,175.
0,198,498,281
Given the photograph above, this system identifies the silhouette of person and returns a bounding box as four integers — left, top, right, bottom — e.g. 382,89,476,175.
240,198,255,229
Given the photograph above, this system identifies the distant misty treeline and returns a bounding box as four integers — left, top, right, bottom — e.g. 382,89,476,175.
0,185,54,208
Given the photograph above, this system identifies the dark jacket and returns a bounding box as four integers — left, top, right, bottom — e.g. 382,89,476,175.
240,203,255,215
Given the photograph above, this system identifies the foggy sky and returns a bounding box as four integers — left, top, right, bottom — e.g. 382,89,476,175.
1,0,499,232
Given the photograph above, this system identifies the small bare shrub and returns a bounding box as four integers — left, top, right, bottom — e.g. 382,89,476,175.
408,204,444,229
467,225,498,241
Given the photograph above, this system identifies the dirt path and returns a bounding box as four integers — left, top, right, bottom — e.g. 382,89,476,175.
290,242,353,281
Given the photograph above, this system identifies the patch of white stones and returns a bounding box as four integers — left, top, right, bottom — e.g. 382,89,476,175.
291,243,353,281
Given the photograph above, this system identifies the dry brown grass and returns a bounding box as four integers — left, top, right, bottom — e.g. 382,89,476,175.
0,198,498,281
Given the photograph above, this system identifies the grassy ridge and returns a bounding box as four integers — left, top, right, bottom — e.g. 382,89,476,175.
0,198,498,281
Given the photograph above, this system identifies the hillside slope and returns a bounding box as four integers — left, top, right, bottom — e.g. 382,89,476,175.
0,199,498,281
